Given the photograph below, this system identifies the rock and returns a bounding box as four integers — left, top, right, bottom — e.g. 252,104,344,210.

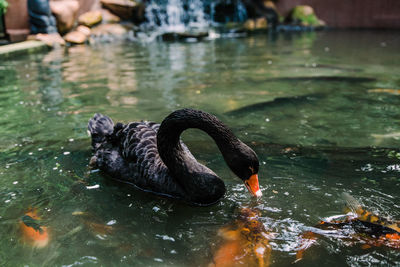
263,0,276,10
78,10,102,27
255,17,268,29
64,30,87,44
5,29,30,42
213,22,246,36
91,23,128,37
286,5,325,27
100,0,145,23
50,0,79,34
76,25,91,37
244,17,268,31
318,19,326,27
244,19,256,31
161,31,208,42
28,33,66,47
242,0,279,27
101,8,120,23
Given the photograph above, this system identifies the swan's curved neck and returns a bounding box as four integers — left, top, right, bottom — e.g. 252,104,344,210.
157,109,239,176
156,109,240,204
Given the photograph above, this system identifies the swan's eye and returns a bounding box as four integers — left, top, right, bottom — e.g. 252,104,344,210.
249,166,255,174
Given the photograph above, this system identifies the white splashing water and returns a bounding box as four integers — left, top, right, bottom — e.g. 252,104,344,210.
142,0,247,34
144,0,208,33
166,0,186,32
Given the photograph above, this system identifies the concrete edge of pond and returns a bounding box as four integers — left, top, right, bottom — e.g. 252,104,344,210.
0,41,50,59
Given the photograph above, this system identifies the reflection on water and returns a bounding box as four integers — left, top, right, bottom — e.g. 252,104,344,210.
0,30,400,266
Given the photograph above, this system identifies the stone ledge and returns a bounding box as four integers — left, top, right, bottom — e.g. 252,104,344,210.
0,41,50,59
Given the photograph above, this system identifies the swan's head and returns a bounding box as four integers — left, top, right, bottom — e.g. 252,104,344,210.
225,142,262,198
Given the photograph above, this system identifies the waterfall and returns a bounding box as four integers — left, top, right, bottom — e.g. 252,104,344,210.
142,0,248,34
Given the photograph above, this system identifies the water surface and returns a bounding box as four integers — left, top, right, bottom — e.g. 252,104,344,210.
0,30,400,266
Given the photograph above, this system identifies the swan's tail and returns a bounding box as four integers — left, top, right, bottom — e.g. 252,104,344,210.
88,113,114,149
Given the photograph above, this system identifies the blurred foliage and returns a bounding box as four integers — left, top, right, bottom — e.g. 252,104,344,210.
387,150,400,160
291,5,320,26
0,0,8,15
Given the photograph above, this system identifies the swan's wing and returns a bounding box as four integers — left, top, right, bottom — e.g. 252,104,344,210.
118,121,194,166
117,122,180,192
118,122,162,170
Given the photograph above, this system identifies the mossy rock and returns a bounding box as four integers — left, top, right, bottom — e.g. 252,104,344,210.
287,5,325,27
78,10,103,28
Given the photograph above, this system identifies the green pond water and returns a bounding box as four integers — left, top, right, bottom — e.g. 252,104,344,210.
1,30,400,266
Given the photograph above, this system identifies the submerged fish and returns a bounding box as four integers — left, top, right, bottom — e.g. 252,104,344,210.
72,211,114,237
368,88,400,95
295,194,400,262
371,132,400,140
248,76,376,84
20,209,49,248
299,64,363,72
209,207,272,267
225,93,323,116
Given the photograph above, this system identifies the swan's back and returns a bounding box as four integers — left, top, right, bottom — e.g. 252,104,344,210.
88,114,185,197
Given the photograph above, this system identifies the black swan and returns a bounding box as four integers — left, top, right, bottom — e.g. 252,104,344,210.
88,108,261,206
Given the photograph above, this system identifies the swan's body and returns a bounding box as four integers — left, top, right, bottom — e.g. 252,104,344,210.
88,108,260,206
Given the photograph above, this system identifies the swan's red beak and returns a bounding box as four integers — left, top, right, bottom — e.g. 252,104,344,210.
244,174,262,198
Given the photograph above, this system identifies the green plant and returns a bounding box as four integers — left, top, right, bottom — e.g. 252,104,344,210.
291,6,320,26
0,0,8,15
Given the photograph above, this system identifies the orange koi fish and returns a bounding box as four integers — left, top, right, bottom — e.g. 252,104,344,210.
367,88,400,95
209,208,272,267
20,209,49,248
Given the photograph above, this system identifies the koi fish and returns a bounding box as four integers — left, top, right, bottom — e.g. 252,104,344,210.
72,211,114,236
20,209,49,248
225,93,323,116
296,194,400,261
368,88,400,95
209,208,272,267
342,193,400,233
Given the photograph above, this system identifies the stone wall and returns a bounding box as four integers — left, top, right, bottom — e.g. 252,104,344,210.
276,0,400,29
